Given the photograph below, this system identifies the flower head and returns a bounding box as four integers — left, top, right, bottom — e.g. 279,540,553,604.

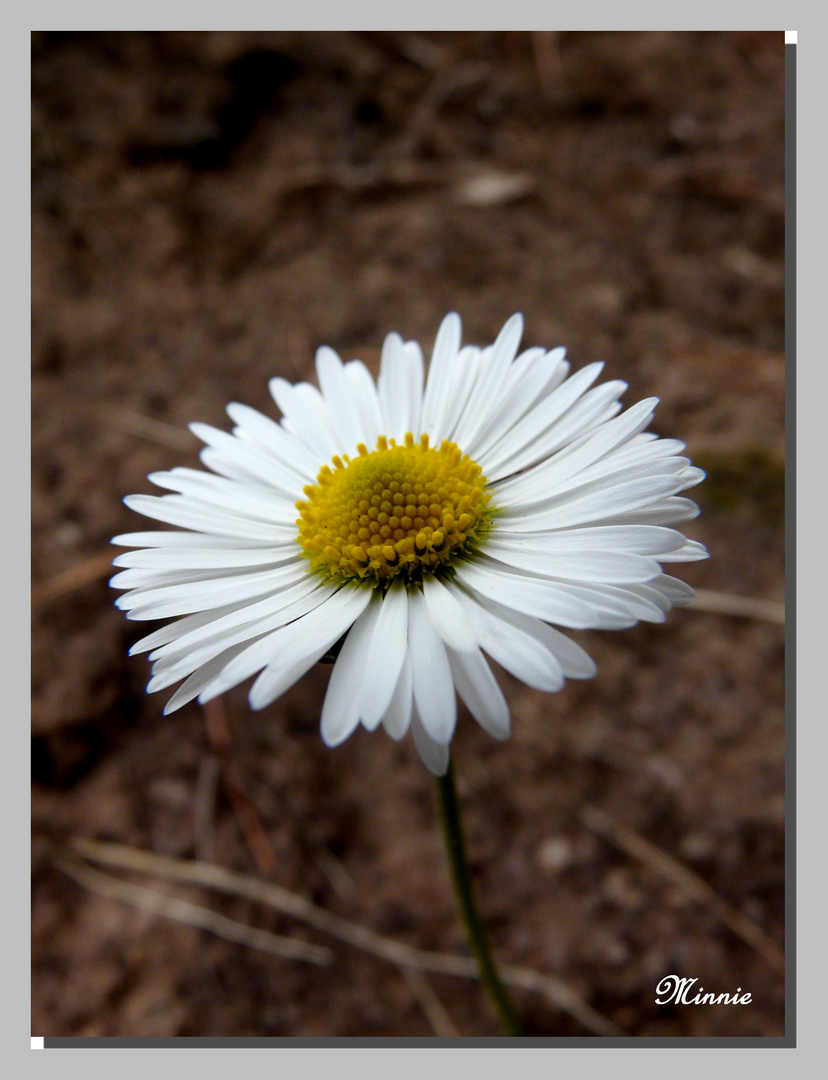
112,314,707,774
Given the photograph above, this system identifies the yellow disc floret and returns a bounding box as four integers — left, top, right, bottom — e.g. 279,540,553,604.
296,433,493,585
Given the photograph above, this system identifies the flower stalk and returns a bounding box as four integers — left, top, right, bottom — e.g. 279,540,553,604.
434,759,524,1036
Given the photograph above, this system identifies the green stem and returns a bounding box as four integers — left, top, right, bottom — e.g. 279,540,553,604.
434,759,524,1036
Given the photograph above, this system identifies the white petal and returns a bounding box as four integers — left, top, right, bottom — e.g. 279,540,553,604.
320,597,384,746
583,496,701,527
248,653,328,712
314,345,364,451
421,313,462,437
453,559,600,628
407,587,456,743
487,525,687,558
446,647,510,739
497,475,692,532
501,346,567,399
205,584,371,696
650,574,696,607
344,361,383,450
381,653,413,740
533,624,597,678
537,580,639,628
188,423,306,499
659,539,709,562
129,606,234,656
498,380,630,475
462,556,645,629
113,531,270,550
359,582,410,730
226,401,320,481
113,545,299,571
401,341,425,436
585,584,668,623
161,641,254,714
199,448,283,487
146,575,328,660
494,397,658,504
410,704,450,776
377,332,409,440
432,346,482,444
481,362,605,478
421,575,480,653
466,347,562,461
452,589,567,690
111,566,226,591
593,433,688,472
147,584,335,684
148,468,298,525
116,561,309,620
123,493,287,543
269,378,343,460
377,334,425,442
483,540,662,584
450,314,523,451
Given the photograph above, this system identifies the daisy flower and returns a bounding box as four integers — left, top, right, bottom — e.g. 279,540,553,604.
112,313,707,774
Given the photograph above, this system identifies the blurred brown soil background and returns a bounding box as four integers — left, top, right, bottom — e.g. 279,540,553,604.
31,31,785,1038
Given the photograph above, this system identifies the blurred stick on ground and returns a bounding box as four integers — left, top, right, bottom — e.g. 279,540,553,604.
579,805,785,975
686,589,784,624
61,836,624,1037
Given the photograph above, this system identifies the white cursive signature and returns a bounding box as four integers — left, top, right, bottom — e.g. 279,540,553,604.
655,976,752,1006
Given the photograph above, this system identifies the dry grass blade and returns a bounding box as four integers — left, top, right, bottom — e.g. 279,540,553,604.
31,551,116,610
202,699,277,875
403,968,460,1037
193,754,220,862
96,404,197,451
579,805,784,975
54,850,331,967
69,837,622,1036
686,588,785,624
385,60,489,159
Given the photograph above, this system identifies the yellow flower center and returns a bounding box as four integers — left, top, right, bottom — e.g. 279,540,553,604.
296,433,493,585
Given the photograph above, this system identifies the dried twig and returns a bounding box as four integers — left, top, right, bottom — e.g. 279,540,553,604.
313,846,357,900
383,60,490,160
579,805,784,975
193,754,220,862
202,699,277,875
31,552,116,610
54,849,331,966
686,588,785,624
95,404,197,451
403,968,460,1037
68,836,623,1036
